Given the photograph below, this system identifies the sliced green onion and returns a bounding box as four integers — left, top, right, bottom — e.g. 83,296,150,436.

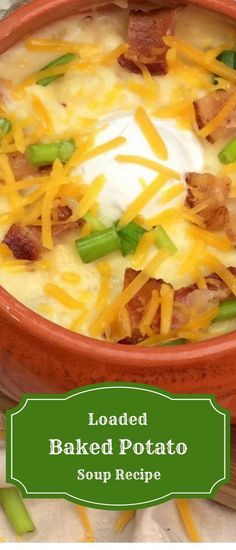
213,299,236,323
27,143,59,166
37,75,64,87
37,52,76,86
117,221,146,256
218,137,236,164
159,338,188,346
0,117,12,139
0,487,35,535
75,227,120,263
27,139,75,166
83,212,106,231
218,50,236,69
214,50,236,85
154,225,177,255
58,139,76,163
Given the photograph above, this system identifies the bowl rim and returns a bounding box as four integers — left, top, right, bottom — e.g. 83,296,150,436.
0,0,236,367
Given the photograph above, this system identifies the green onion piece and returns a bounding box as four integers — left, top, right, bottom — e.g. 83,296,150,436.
27,139,75,166
218,137,236,164
75,227,121,263
217,50,236,69
37,52,76,86
159,338,188,346
154,225,177,255
213,299,236,323
0,487,35,535
0,117,12,139
118,221,146,256
83,212,106,231
37,75,64,87
58,139,76,163
27,143,59,166
214,50,236,85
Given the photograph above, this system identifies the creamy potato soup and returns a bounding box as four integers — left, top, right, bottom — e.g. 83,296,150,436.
0,4,236,345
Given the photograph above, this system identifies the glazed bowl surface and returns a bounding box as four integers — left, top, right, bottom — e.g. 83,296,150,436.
0,0,236,421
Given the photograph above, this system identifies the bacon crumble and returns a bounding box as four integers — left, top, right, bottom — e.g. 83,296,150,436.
8,152,51,180
185,172,236,242
2,207,84,261
119,267,236,344
193,90,236,143
118,8,177,75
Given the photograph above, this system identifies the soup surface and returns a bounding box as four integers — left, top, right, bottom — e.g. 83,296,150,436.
0,4,236,345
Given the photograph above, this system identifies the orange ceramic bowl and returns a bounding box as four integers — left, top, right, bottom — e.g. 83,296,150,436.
0,0,236,420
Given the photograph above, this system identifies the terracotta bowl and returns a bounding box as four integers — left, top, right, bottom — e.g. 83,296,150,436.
0,0,236,420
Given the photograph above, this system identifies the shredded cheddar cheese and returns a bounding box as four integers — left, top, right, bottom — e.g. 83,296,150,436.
41,186,60,249
70,310,89,332
175,500,201,542
116,154,180,181
81,136,126,163
198,89,236,138
77,506,95,543
184,306,219,331
181,207,206,228
118,174,168,228
220,161,236,175
153,100,193,119
163,36,236,84
89,249,169,337
37,303,53,315
120,307,132,339
11,118,26,154
25,38,101,55
204,43,234,64
160,283,174,335
96,261,112,311
159,184,184,205
76,175,106,218
135,106,168,160
132,230,157,267
31,94,53,134
128,80,158,105
0,153,15,185
114,511,135,534
41,159,64,249
139,289,160,336
0,243,12,257
144,208,180,230
187,225,233,251
44,283,87,310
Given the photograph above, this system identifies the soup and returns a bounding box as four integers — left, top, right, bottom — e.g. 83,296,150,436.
0,4,236,346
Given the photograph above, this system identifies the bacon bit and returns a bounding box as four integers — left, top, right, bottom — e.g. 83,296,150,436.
3,223,42,261
185,172,231,228
2,207,84,260
185,172,236,242
119,268,164,343
55,204,73,222
8,152,51,181
118,9,177,75
214,198,236,242
119,267,236,344
193,90,236,143
52,218,85,236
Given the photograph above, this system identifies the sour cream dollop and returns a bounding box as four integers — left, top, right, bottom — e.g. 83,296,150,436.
76,113,204,225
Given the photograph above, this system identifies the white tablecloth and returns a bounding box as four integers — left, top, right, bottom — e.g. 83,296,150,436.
1,438,236,543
